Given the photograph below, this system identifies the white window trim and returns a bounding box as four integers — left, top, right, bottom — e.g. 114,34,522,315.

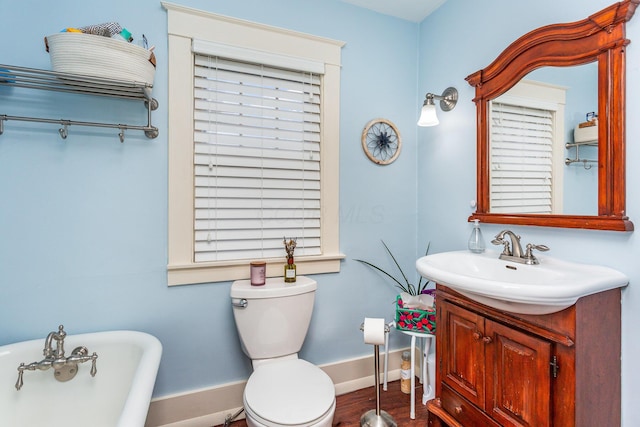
492,79,566,214
163,2,345,286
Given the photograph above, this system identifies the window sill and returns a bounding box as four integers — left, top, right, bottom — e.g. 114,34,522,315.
168,253,346,286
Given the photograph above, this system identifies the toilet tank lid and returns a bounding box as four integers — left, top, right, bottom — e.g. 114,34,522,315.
231,276,317,299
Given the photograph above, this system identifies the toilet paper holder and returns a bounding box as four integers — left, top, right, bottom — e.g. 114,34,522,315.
359,322,391,333
359,320,397,427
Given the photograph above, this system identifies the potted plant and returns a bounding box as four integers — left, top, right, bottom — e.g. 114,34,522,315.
355,241,436,333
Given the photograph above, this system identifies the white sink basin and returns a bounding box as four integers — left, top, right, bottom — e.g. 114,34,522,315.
416,250,628,315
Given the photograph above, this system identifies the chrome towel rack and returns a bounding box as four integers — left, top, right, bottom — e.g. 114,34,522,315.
565,141,597,170
0,64,158,141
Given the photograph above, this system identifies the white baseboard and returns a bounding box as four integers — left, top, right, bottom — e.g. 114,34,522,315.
145,348,407,427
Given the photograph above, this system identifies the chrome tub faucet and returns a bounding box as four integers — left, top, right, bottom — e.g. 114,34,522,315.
492,230,549,265
15,325,98,390
43,323,66,359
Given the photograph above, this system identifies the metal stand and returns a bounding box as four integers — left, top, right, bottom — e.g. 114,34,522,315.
360,323,397,427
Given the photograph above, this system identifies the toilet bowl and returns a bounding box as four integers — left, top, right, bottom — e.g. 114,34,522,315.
243,359,335,427
230,277,336,427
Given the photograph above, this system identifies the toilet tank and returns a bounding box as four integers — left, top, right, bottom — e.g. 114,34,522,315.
230,276,317,361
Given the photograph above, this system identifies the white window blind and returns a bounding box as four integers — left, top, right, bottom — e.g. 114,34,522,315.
490,102,554,214
193,55,322,263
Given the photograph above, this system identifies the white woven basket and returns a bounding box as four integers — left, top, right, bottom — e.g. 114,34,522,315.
45,32,155,85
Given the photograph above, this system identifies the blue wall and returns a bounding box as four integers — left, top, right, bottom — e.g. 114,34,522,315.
1,0,638,425
418,1,640,425
0,0,420,398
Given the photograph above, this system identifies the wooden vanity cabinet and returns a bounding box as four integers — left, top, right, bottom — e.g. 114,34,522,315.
427,284,622,427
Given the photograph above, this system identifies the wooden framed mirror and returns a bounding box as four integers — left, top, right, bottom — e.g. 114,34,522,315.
467,0,636,231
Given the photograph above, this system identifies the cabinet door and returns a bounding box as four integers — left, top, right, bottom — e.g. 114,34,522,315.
485,319,552,427
440,300,486,408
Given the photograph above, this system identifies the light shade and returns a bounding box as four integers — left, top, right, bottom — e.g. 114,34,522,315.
417,102,439,127
417,87,458,127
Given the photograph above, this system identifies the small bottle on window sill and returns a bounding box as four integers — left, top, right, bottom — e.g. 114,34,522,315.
283,237,297,283
284,257,296,283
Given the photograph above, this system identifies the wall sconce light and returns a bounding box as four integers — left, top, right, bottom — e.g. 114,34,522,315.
417,87,458,127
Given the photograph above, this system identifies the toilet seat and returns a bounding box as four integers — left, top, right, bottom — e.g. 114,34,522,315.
244,359,335,426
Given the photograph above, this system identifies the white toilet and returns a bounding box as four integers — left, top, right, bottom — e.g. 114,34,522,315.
230,276,336,427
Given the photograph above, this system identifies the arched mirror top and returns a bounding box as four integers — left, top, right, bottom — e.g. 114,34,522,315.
467,0,637,231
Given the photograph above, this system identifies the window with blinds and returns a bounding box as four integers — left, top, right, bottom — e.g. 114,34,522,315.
490,102,554,214
193,55,322,263
165,4,343,285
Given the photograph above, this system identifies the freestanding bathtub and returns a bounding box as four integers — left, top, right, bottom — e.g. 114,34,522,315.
0,329,162,427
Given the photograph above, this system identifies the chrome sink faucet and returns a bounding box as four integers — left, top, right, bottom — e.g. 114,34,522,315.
491,230,549,265
492,230,523,258
15,325,98,390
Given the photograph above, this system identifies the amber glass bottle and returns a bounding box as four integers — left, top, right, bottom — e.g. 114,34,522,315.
284,256,296,283
401,351,411,394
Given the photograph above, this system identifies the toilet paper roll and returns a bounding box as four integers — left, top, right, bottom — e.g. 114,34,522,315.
363,317,386,345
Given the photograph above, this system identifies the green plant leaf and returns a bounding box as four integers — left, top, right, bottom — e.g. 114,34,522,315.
381,240,411,288
416,242,431,294
354,240,432,296
353,259,410,294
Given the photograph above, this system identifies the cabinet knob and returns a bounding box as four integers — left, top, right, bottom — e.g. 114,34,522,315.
482,336,493,344
472,331,482,340
455,406,463,414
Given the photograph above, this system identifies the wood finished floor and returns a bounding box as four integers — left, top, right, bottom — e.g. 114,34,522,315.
217,379,430,427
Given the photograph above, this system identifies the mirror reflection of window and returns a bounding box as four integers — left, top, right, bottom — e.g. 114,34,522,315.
490,80,566,214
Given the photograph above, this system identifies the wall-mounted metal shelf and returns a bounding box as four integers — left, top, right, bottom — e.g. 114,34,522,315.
565,140,597,169
0,64,158,142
